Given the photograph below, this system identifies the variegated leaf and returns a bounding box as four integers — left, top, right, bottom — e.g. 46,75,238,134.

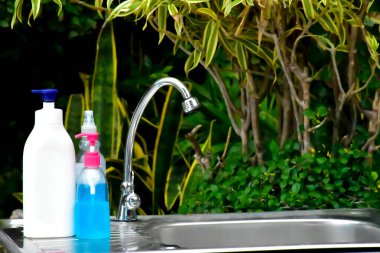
219,27,236,57
245,0,254,5
194,7,218,20
65,94,84,146
224,0,243,17
174,16,183,35
11,0,24,28
52,0,63,17
107,0,113,9
301,0,315,20
235,41,248,82
31,0,41,19
152,87,183,213
235,36,273,65
158,5,168,44
95,0,104,19
319,13,339,35
184,49,202,75
186,0,210,3
107,0,142,21
203,20,219,67
92,21,121,159
168,3,178,16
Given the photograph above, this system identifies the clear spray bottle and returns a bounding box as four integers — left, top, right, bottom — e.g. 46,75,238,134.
75,110,106,180
74,132,110,239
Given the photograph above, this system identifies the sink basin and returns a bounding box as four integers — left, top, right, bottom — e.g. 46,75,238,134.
1,209,380,252
144,209,380,252
147,216,380,251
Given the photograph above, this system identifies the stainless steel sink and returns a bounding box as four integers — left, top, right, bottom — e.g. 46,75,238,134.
146,212,380,251
1,208,380,252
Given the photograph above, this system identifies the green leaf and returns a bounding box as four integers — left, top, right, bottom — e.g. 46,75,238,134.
268,140,279,160
223,0,243,17
168,3,178,16
107,0,142,21
94,0,104,19
31,0,41,19
52,0,63,17
194,8,218,20
12,192,23,204
184,49,202,75
154,86,184,213
11,0,24,28
279,182,287,191
291,183,301,193
371,171,379,181
304,108,315,118
235,41,248,81
316,157,327,165
65,94,84,146
319,13,339,36
92,21,121,159
219,28,236,57
235,36,274,66
203,20,219,67
306,184,315,191
186,0,209,3
158,5,168,44
316,105,328,117
301,0,315,20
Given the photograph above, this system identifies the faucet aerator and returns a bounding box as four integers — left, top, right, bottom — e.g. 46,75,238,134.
182,97,201,114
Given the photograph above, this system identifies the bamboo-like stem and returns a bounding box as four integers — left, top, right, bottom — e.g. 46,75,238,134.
70,0,109,12
248,73,264,165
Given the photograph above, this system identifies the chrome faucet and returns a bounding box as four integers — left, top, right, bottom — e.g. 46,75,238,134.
116,77,200,221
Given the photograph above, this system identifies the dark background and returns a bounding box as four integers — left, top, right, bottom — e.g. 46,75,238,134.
0,3,198,218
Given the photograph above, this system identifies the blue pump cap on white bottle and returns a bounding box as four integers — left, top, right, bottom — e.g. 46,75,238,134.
32,89,61,125
32,89,58,102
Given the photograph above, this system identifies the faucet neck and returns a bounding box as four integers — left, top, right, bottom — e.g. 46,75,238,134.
124,77,198,183
117,77,200,222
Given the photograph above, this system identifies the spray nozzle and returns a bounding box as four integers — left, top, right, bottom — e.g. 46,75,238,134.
81,110,97,133
32,89,58,102
75,132,99,147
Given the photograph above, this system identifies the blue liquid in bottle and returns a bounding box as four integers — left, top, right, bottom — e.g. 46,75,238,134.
74,183,110,239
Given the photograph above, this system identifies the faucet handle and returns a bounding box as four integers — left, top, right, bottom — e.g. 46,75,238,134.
125,192,141,210
116,181,140,221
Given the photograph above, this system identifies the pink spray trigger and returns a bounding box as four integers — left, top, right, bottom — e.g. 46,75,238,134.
75,132,99,146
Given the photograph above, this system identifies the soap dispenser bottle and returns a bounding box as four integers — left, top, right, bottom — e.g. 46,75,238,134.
75,110,106,180
74,132,110,239
23,89,76,238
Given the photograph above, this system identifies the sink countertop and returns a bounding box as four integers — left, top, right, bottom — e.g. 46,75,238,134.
1,209,380,253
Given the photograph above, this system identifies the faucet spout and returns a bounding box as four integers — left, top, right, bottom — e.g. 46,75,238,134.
116,77,200,221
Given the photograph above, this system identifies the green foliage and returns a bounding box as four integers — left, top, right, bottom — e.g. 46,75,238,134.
179,141,380,213
9,0,380,216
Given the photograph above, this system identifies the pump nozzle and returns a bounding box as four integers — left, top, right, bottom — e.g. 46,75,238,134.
75,132,100,168
75,132,99,147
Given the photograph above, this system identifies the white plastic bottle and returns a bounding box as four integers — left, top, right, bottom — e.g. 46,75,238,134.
75,110,106,180
23,89,76,238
